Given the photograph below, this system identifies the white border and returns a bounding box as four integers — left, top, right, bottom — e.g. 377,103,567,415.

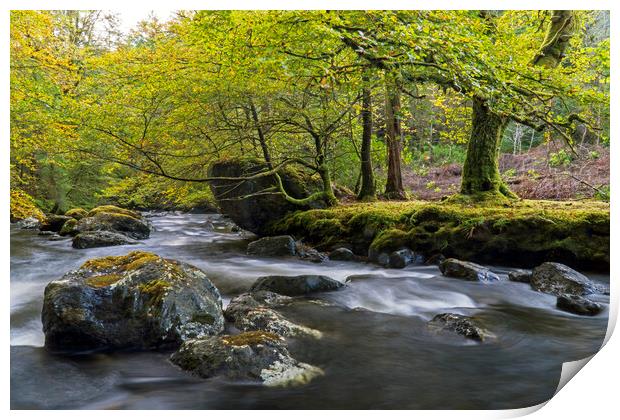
2,1,617,418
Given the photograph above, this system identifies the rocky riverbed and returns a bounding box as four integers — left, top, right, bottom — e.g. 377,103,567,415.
10,212,610,409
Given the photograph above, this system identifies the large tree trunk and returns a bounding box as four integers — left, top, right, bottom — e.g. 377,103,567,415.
460,96,515,198
384,75,406,200
459,11,575,199
532,11,575,68
358,81,376,201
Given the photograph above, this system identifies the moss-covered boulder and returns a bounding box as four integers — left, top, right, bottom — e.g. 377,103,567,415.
76,210,150,240
42,251,224,352
64,208,88,220
208,158,323,235
86,205,142,219
10,189,45,223
59,218,79,236
170,331,324,386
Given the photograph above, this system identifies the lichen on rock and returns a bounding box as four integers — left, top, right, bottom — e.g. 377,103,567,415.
170,331,324,386
42,251,224,351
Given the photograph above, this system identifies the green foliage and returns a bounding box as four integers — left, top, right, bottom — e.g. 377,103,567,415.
549,150,574,167
10,189,45,222
10,10,610,208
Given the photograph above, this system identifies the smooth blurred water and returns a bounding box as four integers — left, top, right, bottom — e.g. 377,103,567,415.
10,213,610,409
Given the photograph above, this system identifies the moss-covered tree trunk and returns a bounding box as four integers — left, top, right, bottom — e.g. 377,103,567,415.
358,81,376,201
460,96,515,198
384,75,406,200
532,11,575,68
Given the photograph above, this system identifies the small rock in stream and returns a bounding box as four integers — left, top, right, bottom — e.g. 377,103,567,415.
16,216,41,230
247,235,297,257
250,274,345,296
428,313,487,342
556,294,604,316
439,258,500,282
72,231,137,249
225,291,321,339
329,247,356,261
170,331,324,387
508,269,532,283
531,262,608,296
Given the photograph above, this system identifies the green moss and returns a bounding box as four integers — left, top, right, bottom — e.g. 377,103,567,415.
85,274,122,288
81,251,160,272
221,331,281,347
64,208,87,220
10,189,45,222
271,199,609,270
138,279,171,294
87,205,141,219
59,218,78,236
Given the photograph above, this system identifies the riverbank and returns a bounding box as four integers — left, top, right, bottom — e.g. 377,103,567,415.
271,199,609,271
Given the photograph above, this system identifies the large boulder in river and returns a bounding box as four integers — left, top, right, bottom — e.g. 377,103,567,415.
247,235,296,257
439,258,499,282
72,231,137,249
250,275,345,296
170,331,324,386
42,251,224,351
40,215,74,233
208,158,323,235
75,208,150,240
225,291,321,338
530,262,607,296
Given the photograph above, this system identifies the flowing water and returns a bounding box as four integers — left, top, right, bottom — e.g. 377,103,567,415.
10,213,610,409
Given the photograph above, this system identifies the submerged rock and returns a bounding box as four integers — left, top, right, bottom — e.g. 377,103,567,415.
42,251,224,351
72,231,137,249
329,247,356,261
40,215,73,233
76,210,150,240
247,235,296,257
556,295,604,316
16,216,41,230
225,291,321,339
439,258,500,282
530,262,607,296
508,269,532,283
170,331,324,386
250,275,345,296
428,313,487,342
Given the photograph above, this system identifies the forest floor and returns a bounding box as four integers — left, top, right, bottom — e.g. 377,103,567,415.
402,144,610,201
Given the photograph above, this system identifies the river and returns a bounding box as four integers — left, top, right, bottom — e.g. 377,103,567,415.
10,212,610,409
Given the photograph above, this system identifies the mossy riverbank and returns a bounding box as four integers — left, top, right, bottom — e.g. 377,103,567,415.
271,199,609,271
